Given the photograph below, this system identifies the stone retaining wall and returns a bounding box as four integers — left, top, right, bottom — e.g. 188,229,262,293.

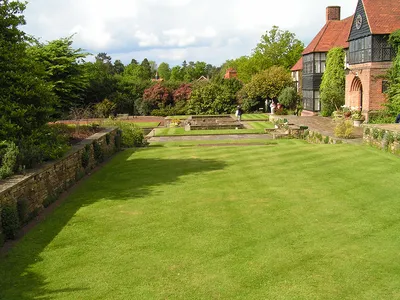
0,128,121,243
304,130,343,144
363,125,400,155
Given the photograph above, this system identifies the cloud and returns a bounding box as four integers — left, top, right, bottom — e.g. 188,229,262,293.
22,0,359,66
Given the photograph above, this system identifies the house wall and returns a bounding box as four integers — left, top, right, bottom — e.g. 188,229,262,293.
345,61,392,116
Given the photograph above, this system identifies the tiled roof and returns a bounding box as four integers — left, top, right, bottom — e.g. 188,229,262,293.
303,16,353,55
291,57,303,71
363,0,400,34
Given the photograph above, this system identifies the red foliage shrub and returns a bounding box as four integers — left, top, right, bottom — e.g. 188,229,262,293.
173,84,192,103
143,83,172,107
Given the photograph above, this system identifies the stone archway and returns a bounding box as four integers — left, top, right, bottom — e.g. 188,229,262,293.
350,76,363,109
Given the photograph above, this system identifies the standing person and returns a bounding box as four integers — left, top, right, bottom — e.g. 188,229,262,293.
236,106,243,122
270,101,276,115
396,113,400,123
265,98,271,113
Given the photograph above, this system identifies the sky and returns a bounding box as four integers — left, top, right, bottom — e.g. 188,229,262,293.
22,0,358,67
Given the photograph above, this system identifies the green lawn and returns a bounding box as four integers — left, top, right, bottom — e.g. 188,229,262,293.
130,122,160,128
165,115,190,120
247,121,275,129
241,113,269,120
2,141,400,299
154,127,265,136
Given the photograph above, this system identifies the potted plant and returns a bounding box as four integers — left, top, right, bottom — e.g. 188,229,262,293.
351,108,365,127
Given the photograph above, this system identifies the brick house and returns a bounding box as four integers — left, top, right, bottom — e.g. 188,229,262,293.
345,0,399,119
291,0,400,117
291,6,353,113
224,68,238,79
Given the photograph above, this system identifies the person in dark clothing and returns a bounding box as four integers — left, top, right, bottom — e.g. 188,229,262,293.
236,106,243,122
396,113,400,123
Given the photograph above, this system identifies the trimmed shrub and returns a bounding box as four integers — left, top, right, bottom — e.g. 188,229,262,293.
1,204,20,240
278,87,299,110
17,198,29,225
93,141,104,162
334,120,354,138
81,144,90,169
0,141,19,179
104,121,146,147
114,130,122,150
94,98,117,118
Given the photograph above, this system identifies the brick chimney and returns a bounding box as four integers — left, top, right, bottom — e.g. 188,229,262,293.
326,6,341,22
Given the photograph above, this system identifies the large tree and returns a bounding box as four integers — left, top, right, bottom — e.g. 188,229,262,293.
222,26,304,83
319,47,346,116
0,0,56,140
253,25,304,70
27,36,89,114
140,58,152,80
240,66,292,99
157,62,171,80
188,83,238,115
84,53,118,103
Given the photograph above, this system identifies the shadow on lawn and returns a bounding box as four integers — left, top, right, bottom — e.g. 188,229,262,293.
0,149,226,300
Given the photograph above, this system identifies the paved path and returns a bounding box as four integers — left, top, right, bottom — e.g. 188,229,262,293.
273,115,364,144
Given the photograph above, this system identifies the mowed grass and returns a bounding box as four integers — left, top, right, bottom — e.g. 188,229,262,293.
241,113,269,120
154,127,265,136
2,141,400,299
129,122,160,128
247,121,275,129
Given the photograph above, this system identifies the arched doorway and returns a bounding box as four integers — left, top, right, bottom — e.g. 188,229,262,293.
350,76,363,109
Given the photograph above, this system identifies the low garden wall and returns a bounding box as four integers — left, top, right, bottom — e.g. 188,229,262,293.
0,128,121,245
363,125,400,155
304,130,343,144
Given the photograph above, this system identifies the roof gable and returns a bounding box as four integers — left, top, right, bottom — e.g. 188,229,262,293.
303,16,353,55
291,57,303,71
349,0,371,41
362,0,400,34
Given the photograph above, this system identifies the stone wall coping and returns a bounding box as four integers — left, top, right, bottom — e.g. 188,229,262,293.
0,127,118,195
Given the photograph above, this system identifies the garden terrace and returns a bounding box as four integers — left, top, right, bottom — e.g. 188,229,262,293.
2,140,400,299
185,115,244,130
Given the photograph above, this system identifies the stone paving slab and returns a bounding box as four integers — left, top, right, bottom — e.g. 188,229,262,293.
271,115,364,144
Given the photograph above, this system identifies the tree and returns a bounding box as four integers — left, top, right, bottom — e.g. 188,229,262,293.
240,66,292,106
173,84,192,103
157,62,171,80
27,36,89,114
142,83,172,111
114,59,125,74
140,58,152,80
278,87,299,110
84,52,118,103
188,83,237,115
253,25,304,71
386,30,400,115
0,0,56,140
320,47,346,116
221,56,259,83
170,65,185,81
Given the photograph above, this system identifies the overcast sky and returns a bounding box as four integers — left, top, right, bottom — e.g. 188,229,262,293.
22,0,358,67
